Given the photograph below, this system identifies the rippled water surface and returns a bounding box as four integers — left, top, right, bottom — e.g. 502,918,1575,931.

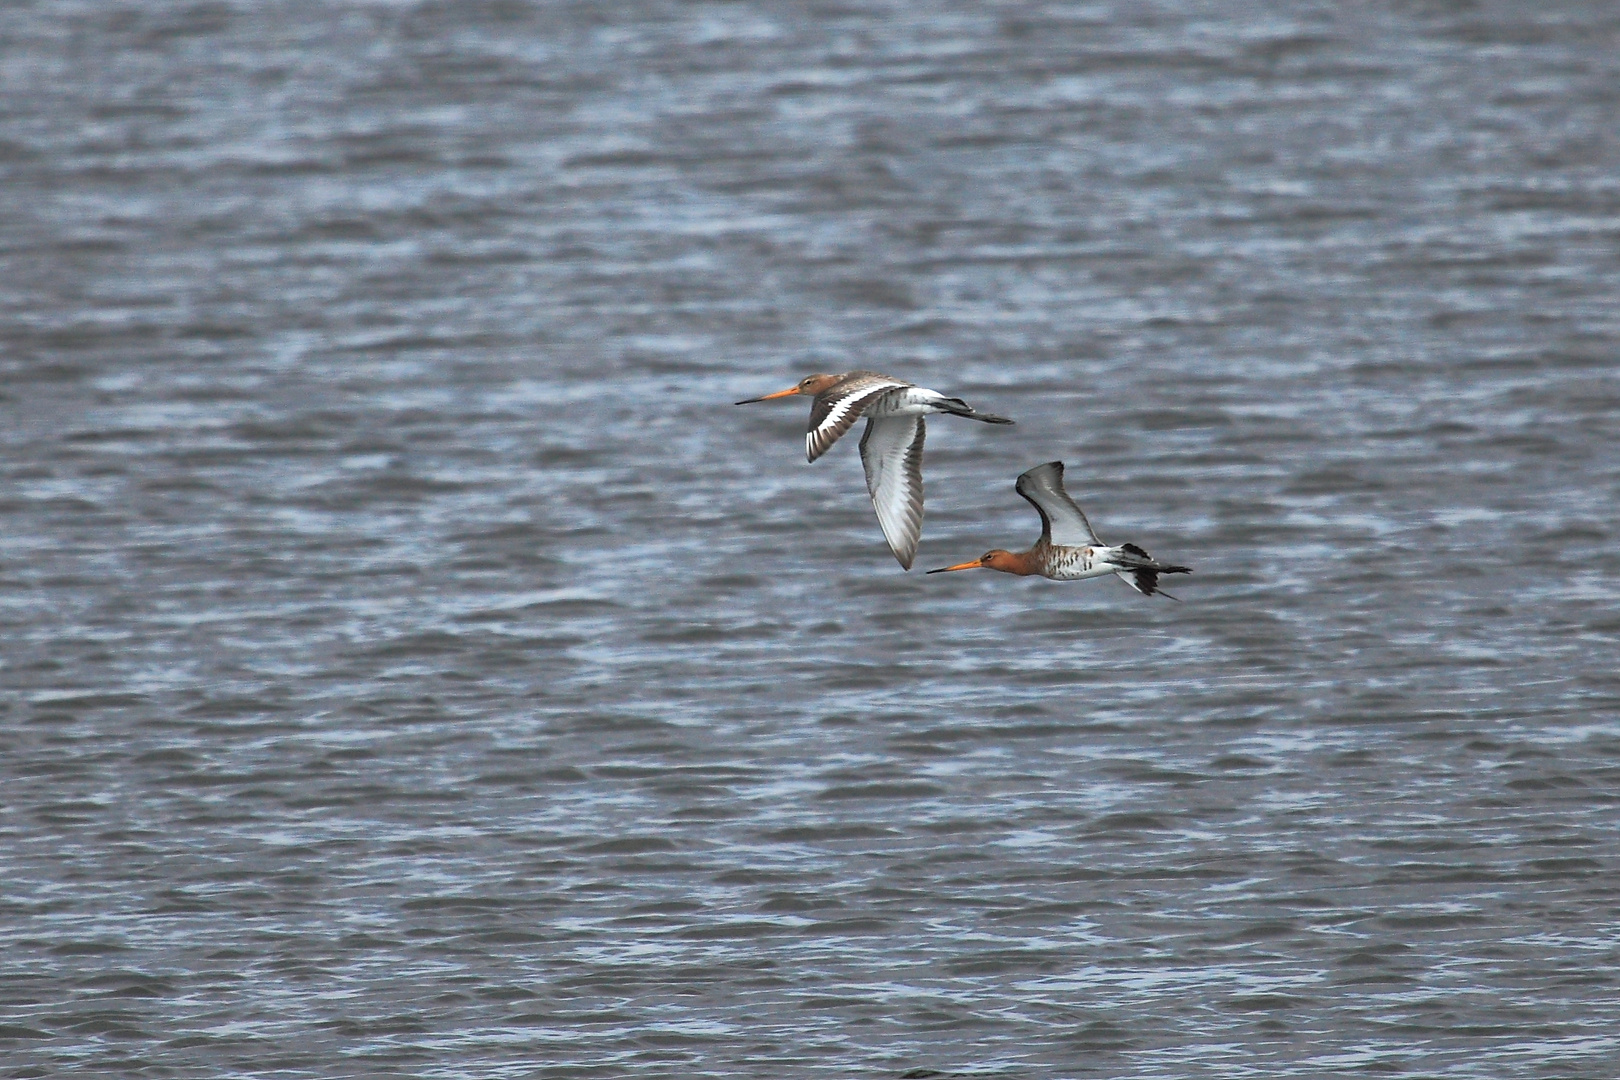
4,1,1619,1076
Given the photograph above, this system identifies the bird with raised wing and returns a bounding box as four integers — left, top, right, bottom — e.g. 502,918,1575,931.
927,461,1191,597
736,371,1014,569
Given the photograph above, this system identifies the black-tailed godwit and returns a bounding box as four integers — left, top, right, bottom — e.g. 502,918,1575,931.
736,371,1013,569
927,461,1191,597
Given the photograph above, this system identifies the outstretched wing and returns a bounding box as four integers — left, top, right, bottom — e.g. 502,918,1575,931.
859,415,926,569
1014,461,1101,547
806,374,911,462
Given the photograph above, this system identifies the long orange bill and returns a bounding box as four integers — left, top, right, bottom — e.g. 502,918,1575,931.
734,386,802,404
925,560,985,574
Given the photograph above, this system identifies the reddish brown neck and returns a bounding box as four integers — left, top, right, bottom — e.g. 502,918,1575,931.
985,549,1041,576
1009,549,1043,576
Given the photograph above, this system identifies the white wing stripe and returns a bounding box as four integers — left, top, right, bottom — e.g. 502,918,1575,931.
816,391,864,432
807,394,863,457
806,381,907,461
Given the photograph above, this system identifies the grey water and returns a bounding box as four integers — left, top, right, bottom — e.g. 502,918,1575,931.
3,1,1619,1076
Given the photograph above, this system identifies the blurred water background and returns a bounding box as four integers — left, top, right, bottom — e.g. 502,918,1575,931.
3,1,1619,1076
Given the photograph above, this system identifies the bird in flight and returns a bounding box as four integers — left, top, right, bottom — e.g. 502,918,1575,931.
927,461,1191,597
736,371,1013,569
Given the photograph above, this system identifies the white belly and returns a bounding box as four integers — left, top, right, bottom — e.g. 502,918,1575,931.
1042,545,1115,581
